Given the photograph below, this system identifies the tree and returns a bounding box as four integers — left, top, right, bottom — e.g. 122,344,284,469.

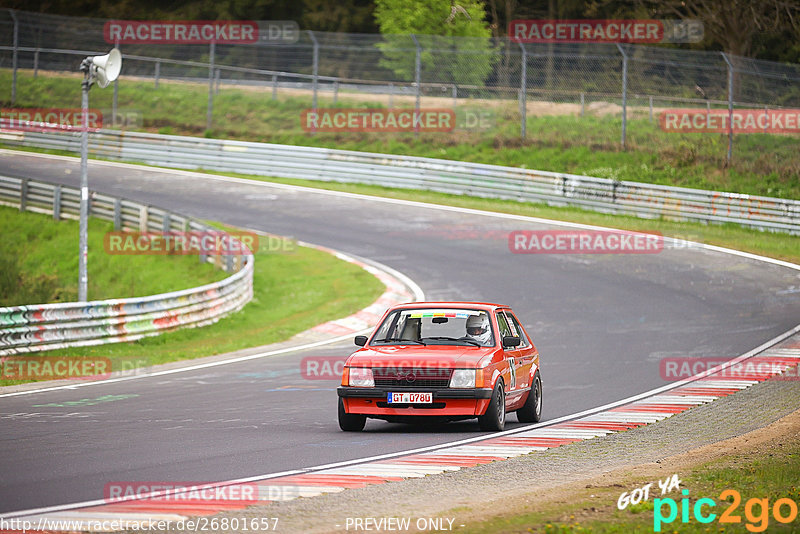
635,0,800,59
374,0,496,87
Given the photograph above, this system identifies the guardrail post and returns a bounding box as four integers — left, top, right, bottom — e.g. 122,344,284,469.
333,80,339,105
308,30,319,129
34,49,40,78
20,178,27,212
271,74,277,100
162,213,171,232
113,198,121,229
721,52,734,165
580,92,584,117
206,41,216,131
411,34,421,137
764,105,768,133
53,184,61,220
388,82,394,107
616,43,628,149
226,254,234,272
518,42,527,139
214,68,221,95
10,9,18,105
452,84,457,109
154,59,160,88
649,96,653,123
139,205,148,232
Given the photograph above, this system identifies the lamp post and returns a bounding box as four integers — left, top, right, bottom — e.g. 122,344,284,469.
77,48,121,302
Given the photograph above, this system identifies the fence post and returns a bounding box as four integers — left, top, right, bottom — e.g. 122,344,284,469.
580,92,585,117
154,59,160,88
10,9,18,105
518,42,527,139
616,43,628,149
308,31,319,121
214,68,221,95
113,41,120,125
34,49,40,78
411,34,421,136
452,84,457,108
721,52,734,165
764,105,768,133
206,41,216,131
53,184,61,220
649,96,653,123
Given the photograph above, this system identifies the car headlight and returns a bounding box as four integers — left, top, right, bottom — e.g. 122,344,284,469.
348,367,374,387
450,369,476,388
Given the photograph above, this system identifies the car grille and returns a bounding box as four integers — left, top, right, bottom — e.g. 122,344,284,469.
373,367,453,388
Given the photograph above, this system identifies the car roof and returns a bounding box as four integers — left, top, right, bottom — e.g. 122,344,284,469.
389,301,510,311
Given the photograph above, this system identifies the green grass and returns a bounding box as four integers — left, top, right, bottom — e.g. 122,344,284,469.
0,209,385,386
453,443,800,533
0,204,227,306
3,69,798,199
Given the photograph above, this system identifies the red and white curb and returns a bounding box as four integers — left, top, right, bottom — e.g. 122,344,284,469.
4,336,798,532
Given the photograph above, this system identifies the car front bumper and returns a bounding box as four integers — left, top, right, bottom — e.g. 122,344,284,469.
337,386,494,417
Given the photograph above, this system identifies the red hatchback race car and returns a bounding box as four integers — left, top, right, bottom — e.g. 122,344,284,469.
337,302,542,431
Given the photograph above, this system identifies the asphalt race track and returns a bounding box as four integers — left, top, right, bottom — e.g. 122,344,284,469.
2,150,799,514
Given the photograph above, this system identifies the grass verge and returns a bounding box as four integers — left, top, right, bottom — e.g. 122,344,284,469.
0,209,386,386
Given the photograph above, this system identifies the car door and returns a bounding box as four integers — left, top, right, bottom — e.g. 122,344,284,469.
495,311,523,397
505,310,535,391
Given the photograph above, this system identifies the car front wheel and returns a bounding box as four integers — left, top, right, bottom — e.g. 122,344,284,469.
338,397,366,431
478,381,505,431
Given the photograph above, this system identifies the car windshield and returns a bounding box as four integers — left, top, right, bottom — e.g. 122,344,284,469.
371,308,495,347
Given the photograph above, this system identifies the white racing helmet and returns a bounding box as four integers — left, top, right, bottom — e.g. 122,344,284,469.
465,314,491,344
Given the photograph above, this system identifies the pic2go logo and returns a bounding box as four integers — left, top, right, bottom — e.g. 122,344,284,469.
301,356,346,380
654,489,799,532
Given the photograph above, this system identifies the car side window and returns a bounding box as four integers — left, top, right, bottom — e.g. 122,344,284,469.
496,311,512,341
505,311,530,348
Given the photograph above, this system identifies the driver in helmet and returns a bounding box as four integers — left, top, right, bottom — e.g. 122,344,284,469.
461,313,492,346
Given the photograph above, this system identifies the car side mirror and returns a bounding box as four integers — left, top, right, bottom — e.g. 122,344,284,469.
503,336,521,348
354,335,368,347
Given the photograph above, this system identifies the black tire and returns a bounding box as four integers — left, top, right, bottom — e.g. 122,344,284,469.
338,397,366,431
478,381,506,431
517,372,542,423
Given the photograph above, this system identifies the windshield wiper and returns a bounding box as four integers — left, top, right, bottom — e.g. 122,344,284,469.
374,337,426,345
422,336,481,347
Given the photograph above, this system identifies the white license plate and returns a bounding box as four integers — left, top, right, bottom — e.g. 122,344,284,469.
388,392,433,404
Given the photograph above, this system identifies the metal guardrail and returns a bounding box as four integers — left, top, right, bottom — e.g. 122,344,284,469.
3,128,799,234
0,175,254,355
